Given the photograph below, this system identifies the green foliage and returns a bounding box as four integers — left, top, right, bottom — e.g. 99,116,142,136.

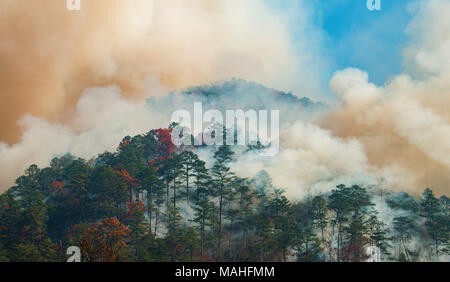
386,191,420,213
295,226,322,262
421,188,449,258
0,127,448,262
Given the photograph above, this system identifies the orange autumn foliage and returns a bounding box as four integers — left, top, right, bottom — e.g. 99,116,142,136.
114,169,137,187
78,217,131,262
50,180,64,190
152,128,176,160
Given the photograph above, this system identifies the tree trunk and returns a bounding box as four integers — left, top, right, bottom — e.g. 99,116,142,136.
148,186,153,233
166,181,170,211
218,181,224,260
186,172,189,204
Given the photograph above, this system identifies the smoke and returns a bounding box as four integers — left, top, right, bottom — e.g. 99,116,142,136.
229,0,450,198
320,0,450,195
0,84,165,191
1,0,450,198
0,0,322,143
231,121,373,199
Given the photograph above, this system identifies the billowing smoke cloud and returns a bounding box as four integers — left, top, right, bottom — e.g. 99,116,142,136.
227,0,450,198
320,0,450,195
1,0,449,198
322,69,450,195
231,121,373,199
0,0,321,143
0,85,165,191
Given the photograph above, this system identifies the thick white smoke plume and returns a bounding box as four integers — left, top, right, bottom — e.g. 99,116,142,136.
1,0,450,199
0,0,324,192
230,0,450,197
0,85,164,191
0,0,324,143
321,0,450,195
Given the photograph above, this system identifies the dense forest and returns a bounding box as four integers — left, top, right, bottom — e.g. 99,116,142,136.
0,125,448,262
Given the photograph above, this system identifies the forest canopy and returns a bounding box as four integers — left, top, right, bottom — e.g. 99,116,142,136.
0,126,448,262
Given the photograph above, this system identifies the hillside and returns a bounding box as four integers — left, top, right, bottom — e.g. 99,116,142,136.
0,122,448,262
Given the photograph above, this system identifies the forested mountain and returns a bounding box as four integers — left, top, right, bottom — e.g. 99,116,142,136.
146,78,328,126
0,124,448,262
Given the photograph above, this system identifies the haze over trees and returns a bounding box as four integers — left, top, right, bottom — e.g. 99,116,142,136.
0,126,448,262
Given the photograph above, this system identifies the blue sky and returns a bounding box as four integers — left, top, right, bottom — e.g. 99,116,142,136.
266,0,415,86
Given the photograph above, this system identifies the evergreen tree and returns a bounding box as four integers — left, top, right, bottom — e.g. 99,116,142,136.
269,189,295,261
0,126,448,263
211,145,235,260
179,151,198,205
88,165,128,219
138,166,159,232
420,188,447,258
393,216,416,261
328,185,352,261
294,226,322,262
311,195,328,243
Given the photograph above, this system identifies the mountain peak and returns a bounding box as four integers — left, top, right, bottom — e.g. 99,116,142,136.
181,78,324,109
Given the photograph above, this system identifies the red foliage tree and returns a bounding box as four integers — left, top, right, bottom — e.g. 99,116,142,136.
68,218,131,262
151,128,176,161
50,180,64,191
124,201,146,219
114,169,137,188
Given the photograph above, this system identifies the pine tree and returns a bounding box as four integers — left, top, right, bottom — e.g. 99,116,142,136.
270,189,295,262
88,165,128,219
211,145,235,260
179,151,199,205
191,158,214,261
393,216,416,261
420,188,447,258
165,207,183,262
138,166,159,233
311,195,328,243
234,179,253,260
328,185,352,261
294,226,321,262
156,155,182,210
